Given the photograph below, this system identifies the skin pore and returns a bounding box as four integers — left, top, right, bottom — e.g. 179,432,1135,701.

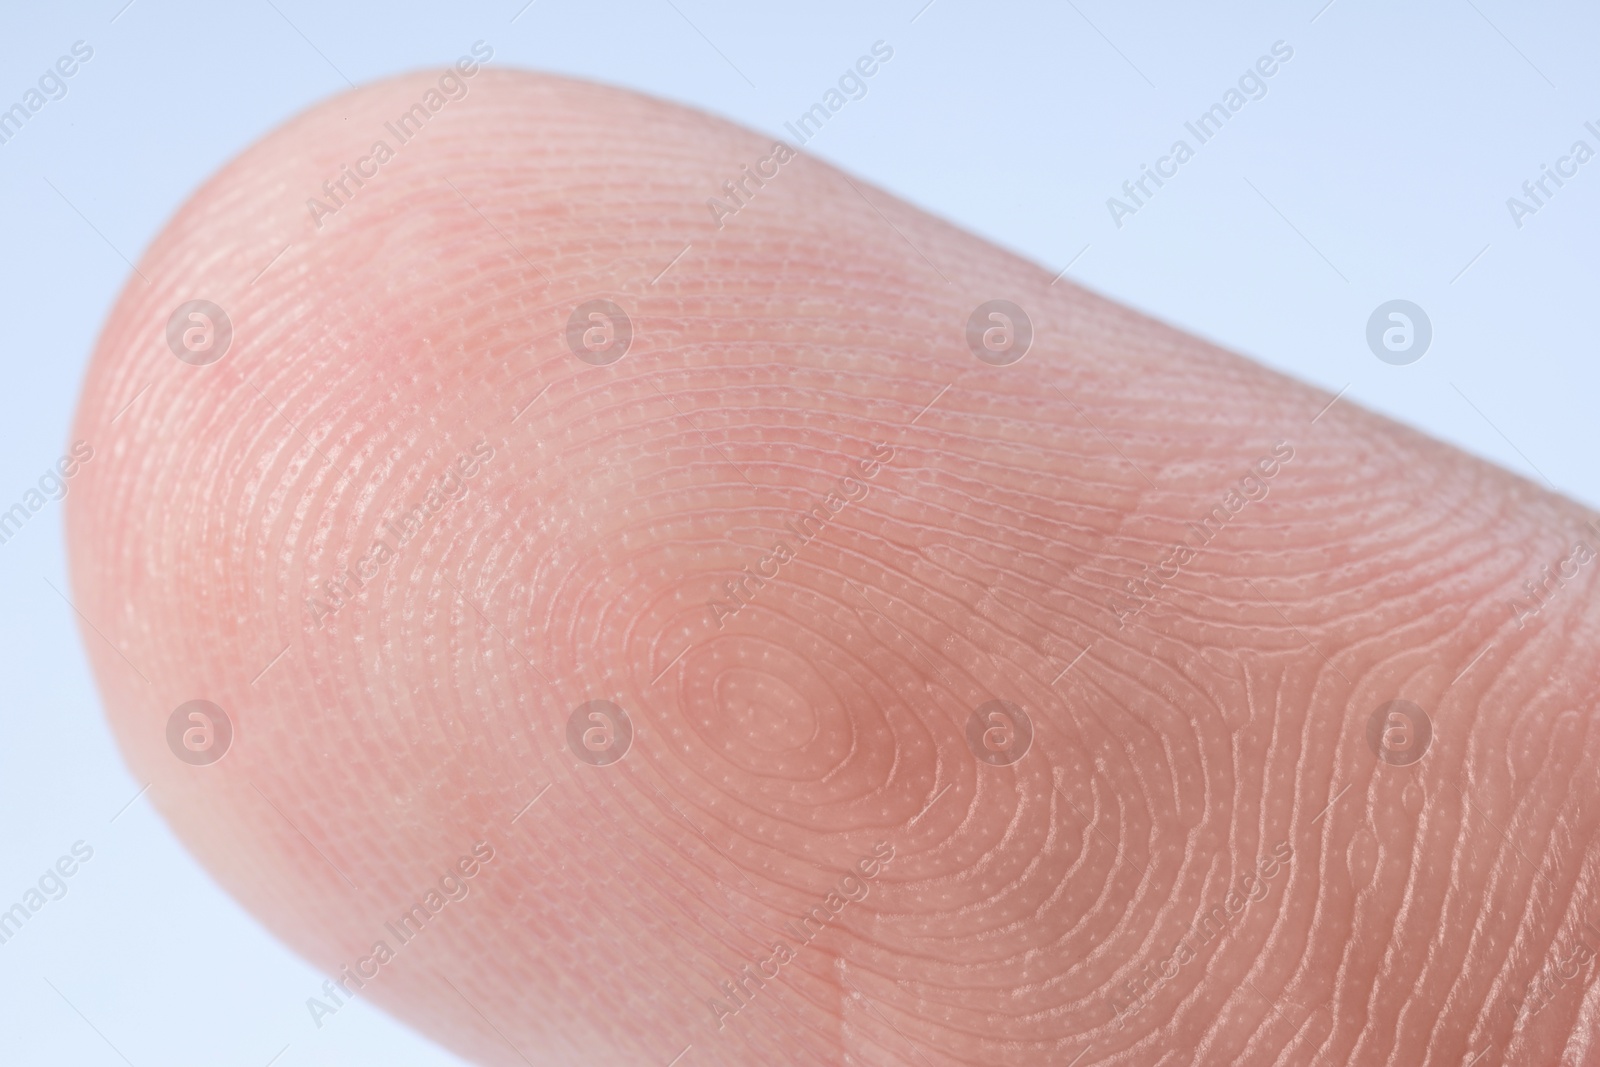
67,69,1600,1065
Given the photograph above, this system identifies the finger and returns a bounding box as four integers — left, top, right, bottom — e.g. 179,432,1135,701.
69,66,1600,1067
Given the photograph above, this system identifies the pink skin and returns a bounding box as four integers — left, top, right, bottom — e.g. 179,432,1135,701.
67,68,1600,1066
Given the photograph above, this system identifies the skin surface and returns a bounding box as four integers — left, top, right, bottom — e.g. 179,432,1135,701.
66,67,1600,1066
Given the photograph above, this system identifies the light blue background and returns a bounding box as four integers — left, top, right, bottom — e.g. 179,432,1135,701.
1,1,1595,1063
